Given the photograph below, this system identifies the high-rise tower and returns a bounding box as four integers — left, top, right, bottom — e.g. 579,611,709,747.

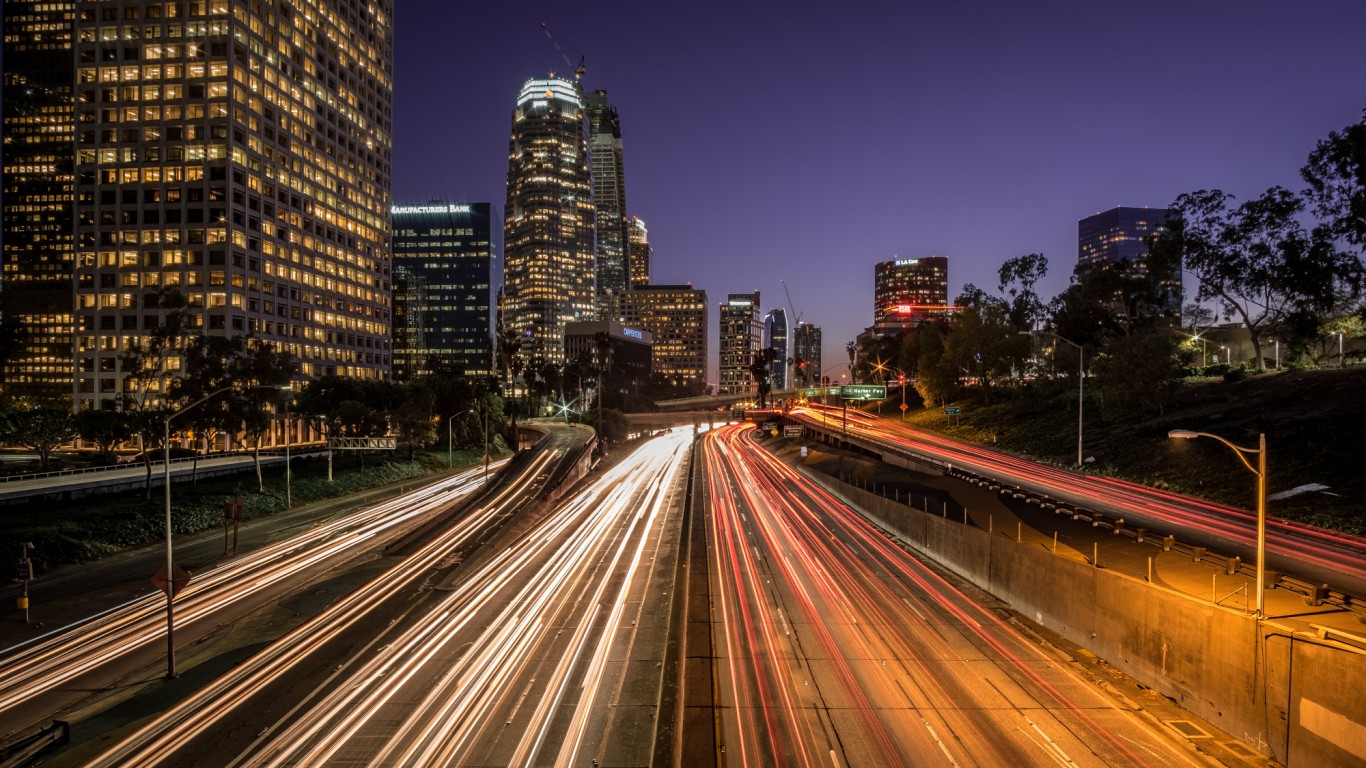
62,0,394,410
2,0,76,400
764,308,789,390
503,77,596,365
874,256,950,326
628,216,651,288
719,291,761,396
792,322,822,388
391,202,493,380
585,90,629,318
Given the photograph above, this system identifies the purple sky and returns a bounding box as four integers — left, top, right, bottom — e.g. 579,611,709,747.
392,1,1366,385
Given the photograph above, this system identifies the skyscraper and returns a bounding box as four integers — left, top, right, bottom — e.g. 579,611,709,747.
2,0,76,399
503,77,596,365
62,0,394,410
719,291,761,396
792,322,822,388
628,216,651,288
585,90,629,318
874,256,950,326
619,284,708,393
1078,206,1179,313
764,308,788,390
391,202,492,380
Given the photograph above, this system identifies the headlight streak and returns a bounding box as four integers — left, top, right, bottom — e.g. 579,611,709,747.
100,430,692,766
705,424,1189,767
795,407,1365,582
0,463,503,723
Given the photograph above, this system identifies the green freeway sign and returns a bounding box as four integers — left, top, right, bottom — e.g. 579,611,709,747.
944,407,962,415
841,384,887,401
802,387,842,398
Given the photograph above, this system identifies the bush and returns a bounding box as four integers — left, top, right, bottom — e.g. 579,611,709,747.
1223,365,1250,383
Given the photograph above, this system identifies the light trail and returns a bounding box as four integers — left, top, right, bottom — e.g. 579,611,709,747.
703,423,1199,767
93,430,692,767
794,405,1366,583
0,461,503,726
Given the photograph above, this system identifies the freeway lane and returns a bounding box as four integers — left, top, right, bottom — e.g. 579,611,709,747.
0,461,503,738
702,424,1201,767
90,428,692,767
795,406,1366,596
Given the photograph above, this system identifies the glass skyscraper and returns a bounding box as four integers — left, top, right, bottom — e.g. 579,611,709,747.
391,202,492,380
764,307,788,390
585,89,629,319
503,77,595,366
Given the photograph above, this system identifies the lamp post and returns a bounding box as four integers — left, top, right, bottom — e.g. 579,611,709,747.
1168,429,1267,618
1022,331,1084,467
163,385,233,679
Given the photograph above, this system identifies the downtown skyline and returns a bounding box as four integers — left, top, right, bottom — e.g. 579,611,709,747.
392,0,1366,385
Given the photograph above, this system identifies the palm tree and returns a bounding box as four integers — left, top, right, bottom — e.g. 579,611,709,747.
748,347,780,408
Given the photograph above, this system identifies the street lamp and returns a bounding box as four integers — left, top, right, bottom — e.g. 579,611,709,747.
1168,429,1268,618
1022,331,1084,467
162,385,233,679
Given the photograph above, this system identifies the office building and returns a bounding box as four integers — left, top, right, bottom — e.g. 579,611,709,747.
61,0,394,410
565,320,652,397
391,202,492,380
874,256,950,326
764,308,788,390
792,322,822,388
2,0,76,399
503,76,595,365
619,284,708,393
628,216,651,288
586,90,629,318
719,291,761,396
1078,206,1179,312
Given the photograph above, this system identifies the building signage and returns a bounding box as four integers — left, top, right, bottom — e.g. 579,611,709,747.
392,204,472,215
622,327,643,340
841,384,887,401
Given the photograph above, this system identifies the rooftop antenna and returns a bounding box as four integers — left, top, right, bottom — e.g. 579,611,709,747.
540,22,586,81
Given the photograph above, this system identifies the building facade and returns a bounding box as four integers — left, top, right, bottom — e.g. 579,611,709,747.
391,202,492,380
627,216,650,288
718,291,761,396
2,0,77,399
62,0,394,410
792,321,821,389
503,76,596,365
618,284,707,393
564,320,652,398
764,307,788,390
585,90,629,319
1078,206,1179,313
873,256,950,326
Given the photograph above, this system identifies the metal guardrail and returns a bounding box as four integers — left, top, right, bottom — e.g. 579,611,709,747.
0,720,68,767
0,448,326,485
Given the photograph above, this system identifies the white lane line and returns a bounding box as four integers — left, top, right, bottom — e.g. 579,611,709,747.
1024,716,1079,767
923,721,960,767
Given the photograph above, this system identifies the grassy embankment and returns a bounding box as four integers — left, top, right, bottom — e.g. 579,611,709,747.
0,442,508,573
882,367,1366,536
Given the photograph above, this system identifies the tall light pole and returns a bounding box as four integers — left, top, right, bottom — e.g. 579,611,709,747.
1168,429,1267,618
1022,331,1084,466
163,385,233,679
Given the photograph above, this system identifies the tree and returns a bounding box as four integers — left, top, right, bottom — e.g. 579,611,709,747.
119,288,194,496
74,408,133,464
947,286,1029,403
748,347,779,408
1091,329,1182,417
219,338,294,491
913,321,957,408
997,253,1050,331
15,405,77,470
1156,188,1362,370
1302,115,1366,249
170,334,242,486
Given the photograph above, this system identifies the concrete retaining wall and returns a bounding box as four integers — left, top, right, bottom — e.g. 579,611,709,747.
808,470,1366,767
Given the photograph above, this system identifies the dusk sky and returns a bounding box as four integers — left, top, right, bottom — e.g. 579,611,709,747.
392,1,1366,384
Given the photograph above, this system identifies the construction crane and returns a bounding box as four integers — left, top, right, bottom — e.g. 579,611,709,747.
540,22,586,81
780,279,803,325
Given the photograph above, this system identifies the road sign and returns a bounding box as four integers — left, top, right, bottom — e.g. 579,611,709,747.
899,403,909,412
769,429,779,437
151,564,192,597
16,559,32,582
802,386,842,398
783,424,803,438
841,384,887,401
944,407,962,415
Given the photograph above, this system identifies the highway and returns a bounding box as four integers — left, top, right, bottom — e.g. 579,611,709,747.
89,428,693,767
0,461,504,738
701,423,1201,766
794,405,1366,596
